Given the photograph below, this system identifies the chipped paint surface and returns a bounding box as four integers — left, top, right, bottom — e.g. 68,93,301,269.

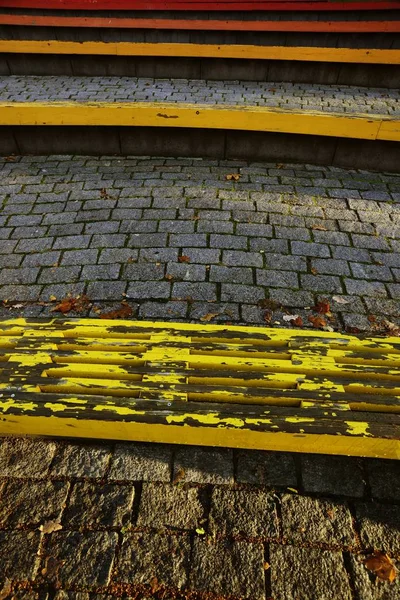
0,318,399,458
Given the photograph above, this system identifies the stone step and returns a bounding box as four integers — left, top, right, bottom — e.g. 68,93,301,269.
1,75,399,169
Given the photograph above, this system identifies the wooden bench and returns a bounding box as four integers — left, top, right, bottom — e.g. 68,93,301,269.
1,318,399,459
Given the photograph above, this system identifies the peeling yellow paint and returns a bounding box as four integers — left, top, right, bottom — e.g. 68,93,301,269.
345,421,372,437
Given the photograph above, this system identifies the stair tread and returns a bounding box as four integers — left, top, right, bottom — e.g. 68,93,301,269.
1,76,400,117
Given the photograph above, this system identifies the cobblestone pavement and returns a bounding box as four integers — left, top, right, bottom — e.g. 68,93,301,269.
1,77,400,115
1,155,400,599
0,155,400,333
0,437,399,600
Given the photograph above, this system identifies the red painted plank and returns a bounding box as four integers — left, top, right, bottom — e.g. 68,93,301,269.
1,1,400,11
0,13,398,31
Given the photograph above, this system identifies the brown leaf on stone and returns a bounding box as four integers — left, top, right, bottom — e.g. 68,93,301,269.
311,267,319,275
200,313,219,322
225,174,240,181
100,188,115,200
346,326,361,334
312,299,331,315
258,298,281,310
290,316,304,328
51,294,90,314
312,224,327,231
39,520,63,534
165,274,175,281
178,255,190,263
308,315,327,329
363,551,397,583
100,301,133,320
173,467,185,486
367,314,377,323
264,310,272,325
0,580,12,600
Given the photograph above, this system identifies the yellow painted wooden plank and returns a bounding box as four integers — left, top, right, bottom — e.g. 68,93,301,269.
1,101,396,141
377,119,400,141
0,413,398,460
2,316,400,343
1,40,400,65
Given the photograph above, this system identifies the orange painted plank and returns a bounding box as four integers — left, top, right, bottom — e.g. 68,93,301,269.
0,14,399,32
1,1,400,10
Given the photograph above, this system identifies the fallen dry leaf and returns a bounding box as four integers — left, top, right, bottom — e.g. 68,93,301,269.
311,267,319,275
346,326,361,334
368,314,377,323
291,316,304,328
178,255,190,263
100,301,133,320
332,296,350,305
0,580,12,600
258,299,281,311
173,467,185,485
363,551,397,583
100,188,115,200
51,294,90,314
312,224,327,231
225,173,240,181
264,310,272,325
196,528,206,535
39,520,63,534
200,312,219,322
49,295,57,302
308,315,327,329
312,299,331,315
264,562,271,570
165,274,175,281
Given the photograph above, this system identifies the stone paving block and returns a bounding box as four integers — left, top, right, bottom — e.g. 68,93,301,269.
181,248,220,264
236,450,297,487
0,438,56,478
43,532,118,588
0,480,69,528
209,265,253,284
117,532,190,588
301,455,365,498
137,483,204,530
345,279,387,297
0,532,41,583
269,288,314,307
189,301,239,322
166,262,206,282
257,269,299,288
109,443,172,482
347,553,400,600
127,282,171,300
190,538,265,600
139,301,188,319
209,488,279,538
173,282,216,301
221,283,265,303
49,442,111,478
281,494,357,547
64,482,134,528
291,241,331,257
173,447,233,485
222,250,263,267
356,503,400,556
270,545,352,600
366,460,400,501
124,263,165,281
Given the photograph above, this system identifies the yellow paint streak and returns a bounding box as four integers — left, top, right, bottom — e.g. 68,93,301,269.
286,417,316,424
166,413,245,428
345,421,372,437
1,40,400,65
0,102,397,142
